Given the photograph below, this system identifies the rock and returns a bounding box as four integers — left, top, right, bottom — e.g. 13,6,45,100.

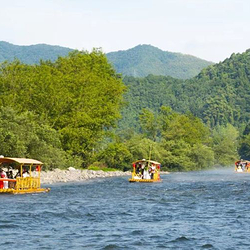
40,168,131,184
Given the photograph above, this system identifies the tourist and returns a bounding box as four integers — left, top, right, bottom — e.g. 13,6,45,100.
0,168,4,189
150,164,156,179
0,168,8,189
23,169,30,177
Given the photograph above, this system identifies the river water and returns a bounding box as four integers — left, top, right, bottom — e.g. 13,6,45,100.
1,168,250,250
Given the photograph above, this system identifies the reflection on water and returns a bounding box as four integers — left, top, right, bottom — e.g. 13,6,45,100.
1,168,250,249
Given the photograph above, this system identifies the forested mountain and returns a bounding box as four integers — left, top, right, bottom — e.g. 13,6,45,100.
0,41,72,64
0,42,213,79
106,44,213,79
0,46,245,171
120,49,250,131
0,41,248,170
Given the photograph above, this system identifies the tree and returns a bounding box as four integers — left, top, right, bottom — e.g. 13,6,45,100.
0,50,126,166
139,108,159,141
212,124,239,166
160,107,213,170
238,122,250,160
0,107,80,169
96,142,132,170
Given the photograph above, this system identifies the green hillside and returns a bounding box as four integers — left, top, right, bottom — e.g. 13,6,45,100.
0,42,212,79
106,44,213,79
0,48,245,170
120,49,250,131
184,50,250,127
0,41,72,64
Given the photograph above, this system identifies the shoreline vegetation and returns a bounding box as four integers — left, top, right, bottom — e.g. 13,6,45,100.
0,50,244,173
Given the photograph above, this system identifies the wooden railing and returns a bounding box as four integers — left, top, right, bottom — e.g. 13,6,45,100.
15,177,41,190
0,177,41,190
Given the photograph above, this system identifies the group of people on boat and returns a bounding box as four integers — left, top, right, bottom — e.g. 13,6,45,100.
134,161,156,180
235,159,250,172
0,167,30,189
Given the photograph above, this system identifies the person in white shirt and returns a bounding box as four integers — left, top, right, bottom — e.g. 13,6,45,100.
22,169,30,177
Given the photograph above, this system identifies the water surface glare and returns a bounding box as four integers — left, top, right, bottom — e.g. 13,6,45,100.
1,168,250,249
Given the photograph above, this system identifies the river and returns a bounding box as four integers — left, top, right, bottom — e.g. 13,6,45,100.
1,168,250,249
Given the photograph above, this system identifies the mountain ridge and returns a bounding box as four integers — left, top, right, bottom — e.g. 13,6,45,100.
0,41,213,79
0,41,72,64
106,44,214,79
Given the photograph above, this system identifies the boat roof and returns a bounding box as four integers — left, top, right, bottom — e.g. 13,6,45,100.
235,159,250,163
133,159,161,165
0,157,43,165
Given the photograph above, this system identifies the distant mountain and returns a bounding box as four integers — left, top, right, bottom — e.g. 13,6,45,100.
0,42,212,79
106,44,213,79
0,41,72,64
119,49,250,131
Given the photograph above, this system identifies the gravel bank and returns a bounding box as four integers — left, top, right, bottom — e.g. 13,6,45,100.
40,167,131,184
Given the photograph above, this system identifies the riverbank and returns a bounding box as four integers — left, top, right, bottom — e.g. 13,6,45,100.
40,167,170,184
40,167,131,184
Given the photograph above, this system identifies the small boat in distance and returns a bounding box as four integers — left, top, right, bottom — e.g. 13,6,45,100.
129,159,161,182
0,157,50,194
235,159,250,173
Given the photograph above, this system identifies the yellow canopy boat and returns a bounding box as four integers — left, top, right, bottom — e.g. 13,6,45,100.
235,159,250,173
0,157,50,194
129,159,161,183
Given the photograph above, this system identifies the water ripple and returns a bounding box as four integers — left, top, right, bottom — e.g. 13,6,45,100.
1,169,250,249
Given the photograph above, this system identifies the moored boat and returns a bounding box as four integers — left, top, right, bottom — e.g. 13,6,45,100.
0,157,50,194
129,159,161,182
235,159,250,173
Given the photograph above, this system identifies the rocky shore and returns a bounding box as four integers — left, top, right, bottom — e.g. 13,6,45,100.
40,167,131,184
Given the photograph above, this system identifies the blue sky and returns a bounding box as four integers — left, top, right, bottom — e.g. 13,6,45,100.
0,0,249,62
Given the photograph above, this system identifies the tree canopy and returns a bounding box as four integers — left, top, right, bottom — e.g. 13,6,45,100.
0,47,247,171
0,50,125,167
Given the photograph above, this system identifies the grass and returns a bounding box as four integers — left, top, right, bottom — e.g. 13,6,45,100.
87,166,119,172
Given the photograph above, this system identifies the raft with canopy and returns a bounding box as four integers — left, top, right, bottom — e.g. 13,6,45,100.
235,159,250,173
0,157,50,194
129,159,161,182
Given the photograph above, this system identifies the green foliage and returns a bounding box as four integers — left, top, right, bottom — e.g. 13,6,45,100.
212,124,239,166
161,112,210,146
189,144,215,170
125,135,165,163
160,108,214,171
119,49,250,133
0,42,247,172
0,107,81,170
237,122,250,160
119,75,183,132
161,139,195,171
96,142,132,170
238,134,250,160
139,109,159,141
87,165,118,172
0,50,126,169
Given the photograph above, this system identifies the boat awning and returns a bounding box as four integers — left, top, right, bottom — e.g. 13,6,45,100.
133,159,161,165
0,157,43,165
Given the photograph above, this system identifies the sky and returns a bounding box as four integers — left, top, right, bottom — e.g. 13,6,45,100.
0,0,250,63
